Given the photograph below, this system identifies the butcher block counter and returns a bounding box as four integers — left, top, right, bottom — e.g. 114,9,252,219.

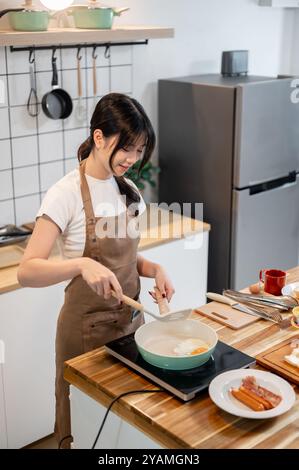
65,266,299,449
0,206,210,295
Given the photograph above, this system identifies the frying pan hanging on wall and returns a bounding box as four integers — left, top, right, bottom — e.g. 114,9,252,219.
42,52,73,120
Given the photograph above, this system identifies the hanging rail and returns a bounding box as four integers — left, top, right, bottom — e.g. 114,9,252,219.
10,40,148,54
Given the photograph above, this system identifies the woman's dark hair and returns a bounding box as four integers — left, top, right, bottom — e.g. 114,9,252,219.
77,92,156,207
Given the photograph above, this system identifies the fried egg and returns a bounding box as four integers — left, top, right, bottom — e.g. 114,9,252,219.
173,338,209,356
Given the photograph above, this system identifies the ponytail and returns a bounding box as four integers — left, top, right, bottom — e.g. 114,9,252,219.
77,136,93,161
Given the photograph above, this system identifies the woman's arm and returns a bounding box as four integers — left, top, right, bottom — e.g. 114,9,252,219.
17,216,123,301
17,216,82,287
137,254,175,302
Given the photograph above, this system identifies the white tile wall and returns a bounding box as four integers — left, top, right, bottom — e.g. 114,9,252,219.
86,46,110,68
39,132,63,163
10,106,37,138
35,49,62,73
0,199,14,226
0,47,6,74
12,136,38,168
64,128,88,159
61,47,86,70
63,99,89,130
110,46,132,66
111,66,132,94
0,108,10,140
86,67,110,99
1,45,133,225
8,73,31,107
40,161,64,192
0,170,13,200
13,165,39,198
15,194,40,226
0,75,8,107
38,107,63,134
0,140,11,171
62,68,87,100
7,47,31,75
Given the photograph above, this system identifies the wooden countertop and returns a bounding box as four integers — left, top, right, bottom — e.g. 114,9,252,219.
65,266,299,449
0,207,210,295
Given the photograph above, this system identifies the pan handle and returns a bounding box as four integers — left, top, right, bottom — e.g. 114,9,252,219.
0,9,23,19
154,286,171,315
51,52,59,88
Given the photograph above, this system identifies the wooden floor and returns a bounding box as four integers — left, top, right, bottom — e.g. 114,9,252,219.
24,434,57,450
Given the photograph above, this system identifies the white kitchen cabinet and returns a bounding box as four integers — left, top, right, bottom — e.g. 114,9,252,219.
70,386,162,449
0,283,65,449
139,232,209,321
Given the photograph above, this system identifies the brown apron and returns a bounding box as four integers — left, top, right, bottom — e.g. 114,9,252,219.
55,159,144,448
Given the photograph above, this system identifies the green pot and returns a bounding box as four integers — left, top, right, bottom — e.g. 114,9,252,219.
70,7,129,30
0,9,49,32
135,319,218,371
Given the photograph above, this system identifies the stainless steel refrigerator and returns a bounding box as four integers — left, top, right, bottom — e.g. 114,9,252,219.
158,74,299,292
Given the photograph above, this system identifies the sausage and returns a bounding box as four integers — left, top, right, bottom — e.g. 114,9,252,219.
230,388,265,412
239,386,273,410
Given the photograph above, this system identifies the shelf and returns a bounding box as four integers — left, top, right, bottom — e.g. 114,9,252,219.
0,25,174,47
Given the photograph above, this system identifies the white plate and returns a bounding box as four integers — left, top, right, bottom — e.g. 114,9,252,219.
208,369,296,419
282,282,299,297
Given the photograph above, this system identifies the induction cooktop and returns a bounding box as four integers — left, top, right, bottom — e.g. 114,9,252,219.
105,334,256,401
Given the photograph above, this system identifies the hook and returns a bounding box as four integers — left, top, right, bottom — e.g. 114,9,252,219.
77,46,83,61
52,46,57,62
92,45,98,60
104,44,111,59
29,47,35,64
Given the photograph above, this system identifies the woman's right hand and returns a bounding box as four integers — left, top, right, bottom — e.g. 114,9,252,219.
79,257,123,303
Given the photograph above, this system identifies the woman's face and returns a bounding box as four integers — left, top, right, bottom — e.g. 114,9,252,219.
111,134,146,177
93,131,146,177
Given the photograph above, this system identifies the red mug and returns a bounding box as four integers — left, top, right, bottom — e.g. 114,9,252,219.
259,269,287,296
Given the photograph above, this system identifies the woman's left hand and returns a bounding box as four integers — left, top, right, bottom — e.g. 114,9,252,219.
150,265,175,303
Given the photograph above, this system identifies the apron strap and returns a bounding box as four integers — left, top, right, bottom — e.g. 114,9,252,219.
79,159,96,223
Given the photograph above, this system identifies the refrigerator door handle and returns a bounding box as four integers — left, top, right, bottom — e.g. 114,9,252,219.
249,171,297,196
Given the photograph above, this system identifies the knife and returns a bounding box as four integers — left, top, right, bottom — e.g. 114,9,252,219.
206,292,272,320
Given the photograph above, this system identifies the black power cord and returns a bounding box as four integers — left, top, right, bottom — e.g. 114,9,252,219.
92,389,164,449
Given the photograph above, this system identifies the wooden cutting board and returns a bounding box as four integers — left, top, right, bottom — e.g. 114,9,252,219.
256,335,299,385
0,245,24,269
194,302,259,330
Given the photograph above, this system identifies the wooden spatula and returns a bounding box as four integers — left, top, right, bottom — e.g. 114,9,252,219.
112,288,191,322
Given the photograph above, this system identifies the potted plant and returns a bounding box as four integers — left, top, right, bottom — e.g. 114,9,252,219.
125,161,160,192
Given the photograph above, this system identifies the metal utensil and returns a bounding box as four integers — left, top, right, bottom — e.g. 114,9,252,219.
223,289,298,309
112,289,191,322
75,48,87,123
223,291,289,311
27,60,39,117
206,292,263,317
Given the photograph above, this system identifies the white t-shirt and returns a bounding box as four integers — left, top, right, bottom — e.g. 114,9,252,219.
36,168,146,259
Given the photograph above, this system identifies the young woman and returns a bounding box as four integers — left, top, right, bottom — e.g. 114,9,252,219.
18,93,175,449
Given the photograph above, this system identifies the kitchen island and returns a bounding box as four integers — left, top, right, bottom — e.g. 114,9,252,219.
65,267,299,449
